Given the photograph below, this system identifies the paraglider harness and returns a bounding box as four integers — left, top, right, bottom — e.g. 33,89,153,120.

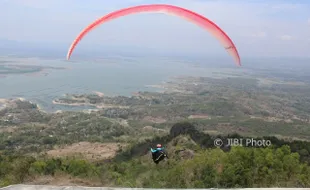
151,147,168,164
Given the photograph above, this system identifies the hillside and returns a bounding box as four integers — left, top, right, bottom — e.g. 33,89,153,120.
1,74,310,187
0,122,310,187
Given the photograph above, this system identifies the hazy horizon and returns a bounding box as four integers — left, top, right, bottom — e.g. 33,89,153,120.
1,40,309,60
1,0,309,61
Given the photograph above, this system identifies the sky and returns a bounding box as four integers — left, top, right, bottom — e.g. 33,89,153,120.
1,0,310,58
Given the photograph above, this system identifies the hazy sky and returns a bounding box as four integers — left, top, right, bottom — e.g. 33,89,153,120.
1,0,310,58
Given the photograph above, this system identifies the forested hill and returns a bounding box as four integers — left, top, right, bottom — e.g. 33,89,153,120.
113,121,310,164
1,121,310,187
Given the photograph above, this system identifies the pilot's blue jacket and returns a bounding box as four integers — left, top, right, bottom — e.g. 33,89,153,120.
151,147,163,153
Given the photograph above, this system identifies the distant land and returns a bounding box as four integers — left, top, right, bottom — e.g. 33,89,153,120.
2,39,309,62
0,63,66,77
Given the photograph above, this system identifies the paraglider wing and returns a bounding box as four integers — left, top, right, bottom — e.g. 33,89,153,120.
67,4,241,66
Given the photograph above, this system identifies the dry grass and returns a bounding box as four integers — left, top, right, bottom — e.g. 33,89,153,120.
26,172,102,186
46,142,127,161
188,114,210,119
142,116,167,123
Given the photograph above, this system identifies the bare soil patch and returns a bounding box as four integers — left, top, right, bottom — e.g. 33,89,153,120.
47,142,126,161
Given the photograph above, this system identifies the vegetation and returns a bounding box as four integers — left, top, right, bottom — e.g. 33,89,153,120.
2,68,310,187
1,142,310,187
1,121,310,187
105,145,310,188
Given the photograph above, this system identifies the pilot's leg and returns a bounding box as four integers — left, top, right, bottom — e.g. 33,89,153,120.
155,152,164,162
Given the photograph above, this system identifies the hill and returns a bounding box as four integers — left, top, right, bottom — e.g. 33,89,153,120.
1,122,310,188
2,73,310,188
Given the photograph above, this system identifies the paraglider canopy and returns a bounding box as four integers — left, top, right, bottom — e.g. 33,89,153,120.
67,4,241,66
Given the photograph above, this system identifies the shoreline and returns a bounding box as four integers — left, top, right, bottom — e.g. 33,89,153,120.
0,62,67,77
0,98,8,110
52,100,130,109
0,76,181,113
